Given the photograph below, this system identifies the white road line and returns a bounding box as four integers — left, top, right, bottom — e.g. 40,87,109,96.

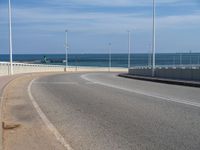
28,79,74,150
85,82,96,85
81,74,200,108
34,81,96,85
33,82,78,85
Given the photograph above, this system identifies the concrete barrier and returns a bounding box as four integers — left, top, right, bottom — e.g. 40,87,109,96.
129,67,200,81
0,62,128,76
0,62,65,76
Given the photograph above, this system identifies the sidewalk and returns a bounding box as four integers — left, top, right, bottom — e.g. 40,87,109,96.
1,73,66,150
0,75,18,96
0,75,20,150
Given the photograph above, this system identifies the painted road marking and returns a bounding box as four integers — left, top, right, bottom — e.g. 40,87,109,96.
33,81,96,85
28,79,74,150
81,74,200,108
85,82,97,85
33,81,78,85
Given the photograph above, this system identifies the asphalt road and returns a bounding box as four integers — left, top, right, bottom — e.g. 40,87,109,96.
30,72,200,150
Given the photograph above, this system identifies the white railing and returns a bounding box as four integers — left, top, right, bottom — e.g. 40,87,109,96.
0,62,65,76
131,65,200,70
0,62,128,76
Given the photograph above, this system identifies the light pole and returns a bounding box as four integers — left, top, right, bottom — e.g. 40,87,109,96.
152,0,156,76
65,30,68,71
109,43,112,72
180,53,182,66
128,31,131,69
8,0,13,75
148,44,152,67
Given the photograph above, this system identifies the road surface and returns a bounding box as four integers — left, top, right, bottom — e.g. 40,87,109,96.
30,72,200,150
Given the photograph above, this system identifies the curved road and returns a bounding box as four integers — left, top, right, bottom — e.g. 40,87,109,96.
30,72,200,150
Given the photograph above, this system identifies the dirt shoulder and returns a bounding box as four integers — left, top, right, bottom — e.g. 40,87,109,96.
2,73,66,150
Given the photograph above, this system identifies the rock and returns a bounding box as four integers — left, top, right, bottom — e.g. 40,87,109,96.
2,122,21,130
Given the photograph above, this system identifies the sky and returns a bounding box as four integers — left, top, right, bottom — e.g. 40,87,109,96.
0,0,200,54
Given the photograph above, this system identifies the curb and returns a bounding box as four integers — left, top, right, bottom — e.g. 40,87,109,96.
119,74,200,88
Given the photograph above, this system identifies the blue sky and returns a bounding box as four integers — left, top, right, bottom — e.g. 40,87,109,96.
0,0,200,54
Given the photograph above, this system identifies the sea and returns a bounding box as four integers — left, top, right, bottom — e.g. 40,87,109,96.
1,53,200,68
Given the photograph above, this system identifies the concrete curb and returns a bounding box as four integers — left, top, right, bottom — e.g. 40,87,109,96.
119,74,200,88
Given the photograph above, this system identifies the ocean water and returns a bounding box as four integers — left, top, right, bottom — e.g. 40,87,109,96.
1,53,200,68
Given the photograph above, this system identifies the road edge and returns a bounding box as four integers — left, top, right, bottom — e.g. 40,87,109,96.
81,73,200,108
28,78,73,150
0,73,63,150
119,74,200,88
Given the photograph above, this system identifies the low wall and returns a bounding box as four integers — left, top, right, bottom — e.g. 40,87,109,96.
129,67,200,81
0,62,65,76
0,62,128,76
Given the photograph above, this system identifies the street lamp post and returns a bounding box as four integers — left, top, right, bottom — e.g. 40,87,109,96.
148,44,152,67
8,0,13,75
152,0,156,76
65,30,68,71
180,53,182,66
109,43,112,72
128,31,131,69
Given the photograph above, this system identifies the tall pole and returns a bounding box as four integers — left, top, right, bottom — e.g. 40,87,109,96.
148,44,152,66
180,53,182,66
152,0,156,76
65,30,68,70
8,0,13,75
128,31,131,69
109,43,112,72
173,56,175,66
